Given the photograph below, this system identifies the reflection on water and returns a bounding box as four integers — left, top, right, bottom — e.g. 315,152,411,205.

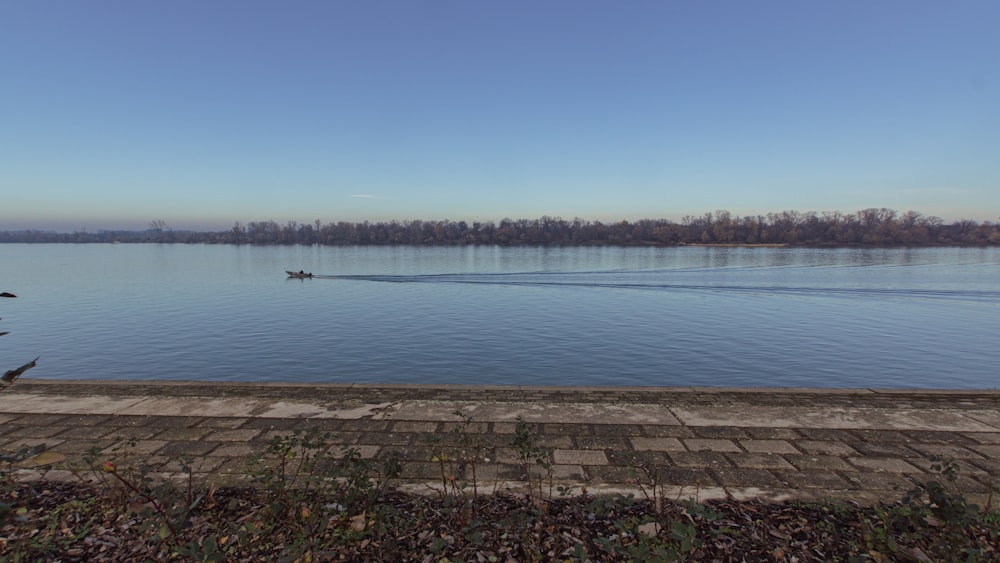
1,244,997,389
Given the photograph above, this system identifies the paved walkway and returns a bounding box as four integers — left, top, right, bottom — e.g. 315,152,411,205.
2,380,999,505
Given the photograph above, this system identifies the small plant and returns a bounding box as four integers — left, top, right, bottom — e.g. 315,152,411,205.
76,436,206,556
861,456,993,562
427,410,496,511
236,427,403,560
510,416,554,505
627,456,669,516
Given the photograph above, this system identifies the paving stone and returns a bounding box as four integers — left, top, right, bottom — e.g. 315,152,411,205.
972,473,1000,491
359,432,414,446
970,444,1000,458
586,465,634,483
333,444,380,459
6,437,66,452
158,441,222,457
541,423,593,436
335,419,391,432
852,430,914,443
493,447,529,465
592,424,645,437
254,429,300,443
533,435,574,449
683,439,742,453
641,425,695,438
965,411,1000,429
794,428,858,441
653,467,717,487
126,415,206,428
903,457,988,475
416,432,466,447
968,459,1000,476
46,439,106,454
784,454,854,472
391,421,442,433
630,437,685,452
195,417,251,429
101,440,169,456
553,449,608,466
152,427,214,441
848,457,924,474
5,425,73,439
963,432,1000,444
437,421,490,434
726,453,795,470
676,405,997,432
461,463,518,485
208,443,255,457
713,468,782,488
807,490,894,504
237,418,313,430
903,430,976,444
102,426,163,441
46,414,117,427
376,446,432,462
906,443,985,459
209,458,255,476
7,414,72,426
669,452,732,468
605,450,671,467
738,440,800,454
744,427,802,440
327,432,364,445
299,419,351,432
840,472,915,492
549,464,588,480
491,422,519,434
794,440,860,456
53,426,117,440
574,436,629,450
848,443,920,458
774,470,852,490
204,429,263,442
160,456,227,474
939,475,993,494
690,426,749,439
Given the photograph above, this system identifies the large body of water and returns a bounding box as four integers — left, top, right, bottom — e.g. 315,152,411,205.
1,244,997,389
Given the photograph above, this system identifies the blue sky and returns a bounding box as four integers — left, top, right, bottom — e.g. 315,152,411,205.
1,1,997,231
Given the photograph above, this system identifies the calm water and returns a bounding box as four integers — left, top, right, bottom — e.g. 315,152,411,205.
1,244,998,389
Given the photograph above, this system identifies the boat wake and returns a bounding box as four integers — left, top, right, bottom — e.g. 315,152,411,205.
316,272,1000,304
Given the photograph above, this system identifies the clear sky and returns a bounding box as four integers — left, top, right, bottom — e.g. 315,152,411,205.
1,1,998,231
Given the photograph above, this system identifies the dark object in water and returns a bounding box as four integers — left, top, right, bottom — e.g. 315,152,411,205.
0,292,15,298
2,356,39,387
286,270,314,279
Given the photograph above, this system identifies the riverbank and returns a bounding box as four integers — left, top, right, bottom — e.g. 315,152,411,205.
3,380,998,505
3,380,999,560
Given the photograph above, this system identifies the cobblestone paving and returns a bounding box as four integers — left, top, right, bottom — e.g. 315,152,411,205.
3,380,998,505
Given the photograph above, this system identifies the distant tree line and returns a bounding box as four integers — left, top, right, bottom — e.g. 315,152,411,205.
1,209,998,246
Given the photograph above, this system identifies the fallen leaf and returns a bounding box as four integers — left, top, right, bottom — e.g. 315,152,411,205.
637,522,661,536
350,511,366,532
27,451,66,467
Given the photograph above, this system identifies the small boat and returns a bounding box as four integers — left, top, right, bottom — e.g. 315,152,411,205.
286,270,314,278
